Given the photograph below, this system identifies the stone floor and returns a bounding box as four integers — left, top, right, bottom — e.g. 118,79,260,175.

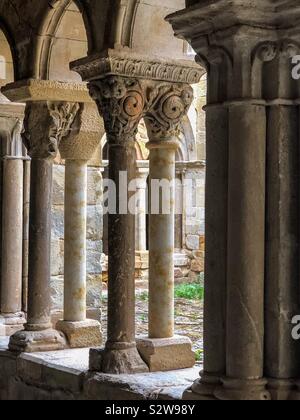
0,337,201,400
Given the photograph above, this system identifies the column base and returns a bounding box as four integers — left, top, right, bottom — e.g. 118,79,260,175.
214,377,271,401
136,335,195,372
56,319,103,349
182,372,221,400
89,345,149,374
287,380,300,400
0,313,26,336
9,328,67,353
267,378,295,400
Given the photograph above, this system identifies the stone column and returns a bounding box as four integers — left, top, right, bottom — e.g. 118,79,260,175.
2,80,85,352
0,109,26,336
57,102,103,348
71,49,203,374
135,162,149,283
168,0,300,400
218,103,267,400
87,76,149,374
136,83,196,372
135,163,148,252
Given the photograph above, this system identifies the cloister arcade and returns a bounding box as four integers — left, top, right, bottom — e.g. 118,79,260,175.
0,0,300,401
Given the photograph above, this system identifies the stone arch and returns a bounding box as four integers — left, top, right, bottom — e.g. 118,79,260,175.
35,0,91,80
46,1,88,82
0,24,15,87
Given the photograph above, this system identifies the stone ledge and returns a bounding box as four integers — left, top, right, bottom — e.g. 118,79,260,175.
0,344,200,400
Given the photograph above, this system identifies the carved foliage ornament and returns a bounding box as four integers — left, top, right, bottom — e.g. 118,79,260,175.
89,76,144,144
23,102,80,159
145,83,194,140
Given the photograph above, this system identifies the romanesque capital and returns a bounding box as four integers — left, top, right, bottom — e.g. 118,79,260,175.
89,76,145,145
0,102,25,158
59,102,105,161
1,80,95,160
22,101,80,160
71,48,203,145
145,82,194,143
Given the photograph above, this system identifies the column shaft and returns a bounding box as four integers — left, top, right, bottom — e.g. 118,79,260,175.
0,158,25,331
64,159,87,322
135,169,148,252
22,159,30,314
193,105,228,396
148,145,176,339
265,106,300,398
107,141,136,345
218,104,268,400
26,159,53,328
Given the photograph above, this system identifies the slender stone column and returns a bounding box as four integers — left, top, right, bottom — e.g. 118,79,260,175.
57,102,103,348
2,80,99,352
22,157,30,314
185,105,228,399
87,76,149,373
216,103,268,400
135,164,148,252
137,83,195,372
265,105,300,399
0,115,26,335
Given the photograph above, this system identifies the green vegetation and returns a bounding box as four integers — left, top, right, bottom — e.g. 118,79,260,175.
174,283,204,301
138,291,149,302
194,349,204,362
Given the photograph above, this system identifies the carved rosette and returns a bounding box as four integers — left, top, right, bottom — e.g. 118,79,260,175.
89,76,144,145
22,102,80,160
145,83,194,141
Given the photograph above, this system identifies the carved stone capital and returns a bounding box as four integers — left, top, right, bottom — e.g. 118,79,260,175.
89,76,145,145
23,102,80,160
59,102,105,161
145,83,194,142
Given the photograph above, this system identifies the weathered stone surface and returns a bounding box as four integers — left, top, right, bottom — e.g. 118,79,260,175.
52,165,65,206
136,335,195,372
186,235,200,251
56,320,103,349
9,329,67,353
87,205,103,241
89,347,149,375
87,240,102,274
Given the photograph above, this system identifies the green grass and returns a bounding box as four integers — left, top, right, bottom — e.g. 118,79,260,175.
194,349,204,362
174,283,204,301
137,283,205,302
139,291,149,302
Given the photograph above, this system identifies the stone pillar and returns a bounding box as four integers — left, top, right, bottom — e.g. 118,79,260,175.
87,76,149,374
71,49,203,374
135,163,148,252
2,80,87,352
136,83,196,372
218,103,267,400
168,0,300,401
135,162,149,283
0,109,26,336
264,45,300,401
57,102,103,348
